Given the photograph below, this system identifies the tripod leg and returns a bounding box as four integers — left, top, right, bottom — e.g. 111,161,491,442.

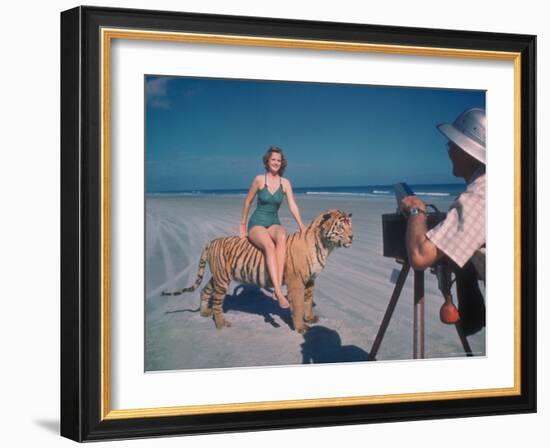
413,270,425,359
455,322,474,356
369,262,410,360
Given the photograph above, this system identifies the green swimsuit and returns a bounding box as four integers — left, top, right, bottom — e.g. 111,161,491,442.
247,174,285,232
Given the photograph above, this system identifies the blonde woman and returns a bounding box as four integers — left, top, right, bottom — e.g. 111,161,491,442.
240,146,306,309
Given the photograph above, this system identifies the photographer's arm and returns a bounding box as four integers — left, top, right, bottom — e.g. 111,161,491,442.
401,196,444,270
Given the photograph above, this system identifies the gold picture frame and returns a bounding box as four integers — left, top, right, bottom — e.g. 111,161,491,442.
61,5,536,442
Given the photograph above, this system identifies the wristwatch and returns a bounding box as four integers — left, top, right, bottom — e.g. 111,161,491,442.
409,207,427,217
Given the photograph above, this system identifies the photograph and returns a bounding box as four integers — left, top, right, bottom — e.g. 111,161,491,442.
144,75,487,371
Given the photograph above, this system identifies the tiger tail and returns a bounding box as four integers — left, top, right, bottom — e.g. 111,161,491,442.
161,242,210,296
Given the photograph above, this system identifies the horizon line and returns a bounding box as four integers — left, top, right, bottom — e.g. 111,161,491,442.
147,181,465,194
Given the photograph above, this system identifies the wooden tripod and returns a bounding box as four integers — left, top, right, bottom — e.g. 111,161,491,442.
369,260,474,361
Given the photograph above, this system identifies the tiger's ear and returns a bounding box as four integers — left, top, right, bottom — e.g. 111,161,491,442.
348,213,352,217
321,212,333,224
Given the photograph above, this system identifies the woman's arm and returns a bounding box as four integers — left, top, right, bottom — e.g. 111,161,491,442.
283,179,306,232
240,176,260,237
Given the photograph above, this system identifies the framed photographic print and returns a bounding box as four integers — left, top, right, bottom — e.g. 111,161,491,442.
60,6,536,442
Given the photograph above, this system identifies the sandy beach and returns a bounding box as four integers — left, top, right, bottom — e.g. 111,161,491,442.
145,192,485,371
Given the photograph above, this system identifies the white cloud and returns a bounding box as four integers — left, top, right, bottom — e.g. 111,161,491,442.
146,77,171,109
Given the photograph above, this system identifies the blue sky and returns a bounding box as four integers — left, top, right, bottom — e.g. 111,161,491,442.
145,76,485,192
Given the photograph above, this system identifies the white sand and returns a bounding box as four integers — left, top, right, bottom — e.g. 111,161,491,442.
145,193,485,371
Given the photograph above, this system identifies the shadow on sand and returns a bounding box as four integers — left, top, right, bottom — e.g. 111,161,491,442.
163,286,370,366
300,326,370,364
164,284,293,329
223,284,293,329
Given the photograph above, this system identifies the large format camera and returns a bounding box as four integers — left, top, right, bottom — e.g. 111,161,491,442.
381,182,446,259
381,183,459,325
369,183,473,361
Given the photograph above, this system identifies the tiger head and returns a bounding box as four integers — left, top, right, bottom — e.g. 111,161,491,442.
316,209,353,248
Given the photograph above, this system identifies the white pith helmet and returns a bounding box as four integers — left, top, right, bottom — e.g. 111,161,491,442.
437,108,486,164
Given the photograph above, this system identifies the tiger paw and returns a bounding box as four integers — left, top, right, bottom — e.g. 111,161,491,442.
214,318,231,329
304,315,319,324
296,324,311,334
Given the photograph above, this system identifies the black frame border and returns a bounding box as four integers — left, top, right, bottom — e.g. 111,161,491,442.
61,6,536,442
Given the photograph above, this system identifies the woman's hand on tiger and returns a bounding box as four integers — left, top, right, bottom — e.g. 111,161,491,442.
239,223,247,238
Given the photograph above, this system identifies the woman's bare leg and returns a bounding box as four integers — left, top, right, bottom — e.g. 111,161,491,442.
248,226,289,309
268,225,287,295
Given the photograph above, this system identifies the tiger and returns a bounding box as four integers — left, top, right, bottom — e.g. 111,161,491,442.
162,209,353,333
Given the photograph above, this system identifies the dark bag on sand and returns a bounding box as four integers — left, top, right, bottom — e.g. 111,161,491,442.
454,260,486,336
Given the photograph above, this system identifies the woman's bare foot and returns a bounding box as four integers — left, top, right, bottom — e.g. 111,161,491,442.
274,290,290,309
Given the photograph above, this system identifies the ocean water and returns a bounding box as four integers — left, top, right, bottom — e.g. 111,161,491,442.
147,183,466,200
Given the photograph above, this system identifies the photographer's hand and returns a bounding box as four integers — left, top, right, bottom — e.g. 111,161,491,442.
400,196,427,215
400,196,442,270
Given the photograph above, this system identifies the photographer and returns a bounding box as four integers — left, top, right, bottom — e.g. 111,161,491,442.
400,108,486,283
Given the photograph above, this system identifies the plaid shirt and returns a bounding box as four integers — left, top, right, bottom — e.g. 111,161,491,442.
426,167,486,280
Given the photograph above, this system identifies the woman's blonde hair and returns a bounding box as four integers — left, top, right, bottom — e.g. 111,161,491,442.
262,145,287,176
